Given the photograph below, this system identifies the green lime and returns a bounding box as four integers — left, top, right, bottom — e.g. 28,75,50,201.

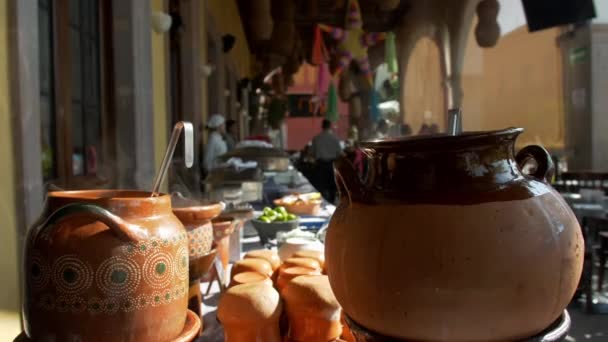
275,206,287,215
287,214,297,221
260,216,271,223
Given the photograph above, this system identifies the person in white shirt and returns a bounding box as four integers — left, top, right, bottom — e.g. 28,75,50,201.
203,114,228,172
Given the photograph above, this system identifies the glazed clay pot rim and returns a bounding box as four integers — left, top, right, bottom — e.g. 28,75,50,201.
173,202,224,222
47,189,167,201
359,127,523,151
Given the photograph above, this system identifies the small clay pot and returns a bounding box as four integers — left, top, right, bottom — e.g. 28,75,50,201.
244,249,281,271
282,275,342,342
229,272,273,288
218,282,282,342
231,258,273,280
280,257,321,273
293,250,325,270
277,267,322,293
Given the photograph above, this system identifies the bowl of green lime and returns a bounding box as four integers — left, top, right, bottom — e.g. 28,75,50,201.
251,206,299,247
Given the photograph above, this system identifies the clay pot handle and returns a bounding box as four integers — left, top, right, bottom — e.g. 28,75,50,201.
35,203,144,243
516,145,555,183
334,155,365,204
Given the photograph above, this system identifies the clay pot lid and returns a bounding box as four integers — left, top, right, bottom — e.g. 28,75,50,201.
172,202,224,223
230,272,272,287
244,249,281,271
217,282,282,324
232,258,274,278
359,127,523,151
283,257,321,271
282,275,341,319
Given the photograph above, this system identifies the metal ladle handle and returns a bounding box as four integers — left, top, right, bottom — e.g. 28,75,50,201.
448,108,462,136
151,121,194,197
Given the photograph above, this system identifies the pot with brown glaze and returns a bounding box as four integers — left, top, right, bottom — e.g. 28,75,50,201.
22,190,193,342
326,129,584,341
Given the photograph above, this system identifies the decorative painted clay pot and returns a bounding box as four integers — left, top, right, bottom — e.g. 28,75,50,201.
282,275,342,342
23,190,191,342
217,282,282,342
327,129,584,341
172,202,222,327
172,203,222,264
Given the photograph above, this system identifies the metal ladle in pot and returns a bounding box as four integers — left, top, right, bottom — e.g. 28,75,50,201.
151,121,194,197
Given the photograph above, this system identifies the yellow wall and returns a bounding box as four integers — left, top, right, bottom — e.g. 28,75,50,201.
403,37,446,133
151,0,168,192
403,25,564,150
200,3,208,142
461,26,564,149
207,0,251,78
0,0,21,312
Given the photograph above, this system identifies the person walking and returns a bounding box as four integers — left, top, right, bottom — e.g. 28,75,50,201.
311,119,342,203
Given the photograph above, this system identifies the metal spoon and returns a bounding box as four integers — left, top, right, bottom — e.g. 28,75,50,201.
151,121,194,197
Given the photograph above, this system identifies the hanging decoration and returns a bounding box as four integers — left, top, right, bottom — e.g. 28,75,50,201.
318,0,386,85
326,83,339,122
311,25,331,114
384,32,399,87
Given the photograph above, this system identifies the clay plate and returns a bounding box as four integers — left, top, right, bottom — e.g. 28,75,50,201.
15,309,202,342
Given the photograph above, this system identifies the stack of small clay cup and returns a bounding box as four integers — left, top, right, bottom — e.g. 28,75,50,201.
218,248,354,342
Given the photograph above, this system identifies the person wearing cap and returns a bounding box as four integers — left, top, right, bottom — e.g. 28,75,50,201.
203,114,228,172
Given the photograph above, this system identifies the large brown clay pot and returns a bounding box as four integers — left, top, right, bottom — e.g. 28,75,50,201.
23,190,190,342
326,129,584,341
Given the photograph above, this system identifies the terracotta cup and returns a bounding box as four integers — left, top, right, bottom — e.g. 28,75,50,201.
293,250,325,272
244,249,281,271
282,275,342,342
244,249,281,283
280,257,321,274
218,282,283,342
231,258,273,280
277,266,322,293
23,190,189,342
229,272,273,288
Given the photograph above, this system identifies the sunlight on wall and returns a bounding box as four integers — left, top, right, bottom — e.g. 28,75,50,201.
403,37,446,133
151,0,168,192
0,0,21,312
462,26,564,149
